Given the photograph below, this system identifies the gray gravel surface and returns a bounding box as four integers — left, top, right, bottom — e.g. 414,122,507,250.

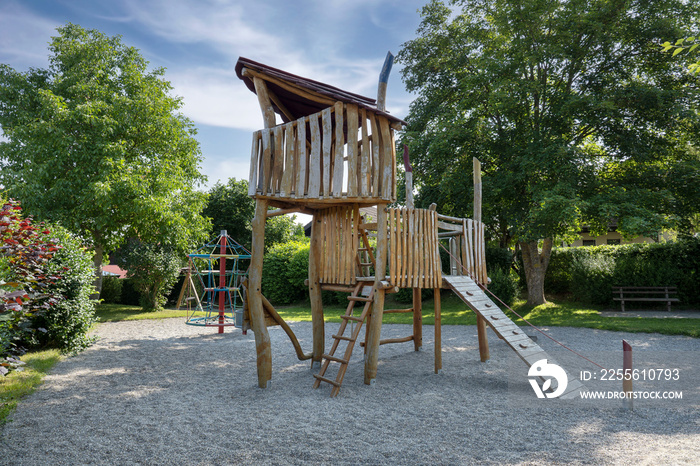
1,318,698,465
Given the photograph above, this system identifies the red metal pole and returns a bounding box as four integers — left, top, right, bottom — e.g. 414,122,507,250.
623,339,633,410
218,231,227,333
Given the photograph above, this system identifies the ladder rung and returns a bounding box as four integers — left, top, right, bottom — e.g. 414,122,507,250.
341,315,364,322
322,354,348,364
359,262,374,267
333,334,353,341
384,308,414,314
358,247,370,251
348,296,372,302
313,374,340,387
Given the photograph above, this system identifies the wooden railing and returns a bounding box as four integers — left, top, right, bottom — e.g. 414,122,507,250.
248,103,396,203
437,213,487,285
388,208,442,289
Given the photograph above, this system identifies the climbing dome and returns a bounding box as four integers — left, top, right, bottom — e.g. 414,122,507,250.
181,230,251,332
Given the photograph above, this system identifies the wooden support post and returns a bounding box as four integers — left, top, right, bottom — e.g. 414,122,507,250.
413,288,422,351
434,287,442,374
309,212,325,369
365,206,388,385
248,199,272,388
473,157,490,362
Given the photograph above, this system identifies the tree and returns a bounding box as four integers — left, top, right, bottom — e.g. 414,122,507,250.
0,24,209,292
398,0,700,305
203,178,304,251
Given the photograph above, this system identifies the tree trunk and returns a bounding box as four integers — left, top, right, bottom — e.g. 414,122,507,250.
92,242,104,299
519,238,553,306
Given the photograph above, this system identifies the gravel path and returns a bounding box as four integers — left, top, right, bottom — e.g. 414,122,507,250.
1,318,698,465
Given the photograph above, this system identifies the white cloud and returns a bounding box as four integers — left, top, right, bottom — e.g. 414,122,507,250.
201,157,251,187
169,67,263,131
0,1,56,70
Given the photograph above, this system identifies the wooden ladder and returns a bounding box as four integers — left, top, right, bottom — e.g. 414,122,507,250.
356,226,376,278
312,282,375,397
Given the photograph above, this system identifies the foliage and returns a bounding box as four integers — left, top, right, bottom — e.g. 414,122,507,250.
99,276,123,304
397,0,700,304
0,200,61,360
261,239,310,305
661,37,700,74
542,238,700,305
0,24,210,291
119,241,183,311
487,268,520,306
32,225,97,353
204,178,304,251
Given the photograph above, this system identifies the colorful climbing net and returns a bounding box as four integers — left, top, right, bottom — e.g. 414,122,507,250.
180,230,251,332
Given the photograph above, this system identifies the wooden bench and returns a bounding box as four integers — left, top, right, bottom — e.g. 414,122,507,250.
612,286,679,312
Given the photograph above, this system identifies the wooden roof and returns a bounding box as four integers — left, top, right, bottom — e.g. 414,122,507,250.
235,57,405,126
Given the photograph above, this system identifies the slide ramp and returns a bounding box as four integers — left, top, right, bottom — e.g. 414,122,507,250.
444,275,584,399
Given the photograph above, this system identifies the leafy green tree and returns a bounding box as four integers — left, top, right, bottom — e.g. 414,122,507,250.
0,24,209,292
398,0,700,304
203,178,304,251
119,241,182,311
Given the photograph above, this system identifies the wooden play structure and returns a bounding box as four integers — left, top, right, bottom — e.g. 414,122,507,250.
235,56,583,398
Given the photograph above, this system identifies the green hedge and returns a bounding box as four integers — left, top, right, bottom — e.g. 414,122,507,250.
544,238,700,305
261,240,310,305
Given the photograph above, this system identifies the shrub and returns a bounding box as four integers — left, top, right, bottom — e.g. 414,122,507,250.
119,241,183,311
261,240,310,305
33,225,97,353
543,238,700,305
120,278,141,306
487,268,520,306
99,276,123,304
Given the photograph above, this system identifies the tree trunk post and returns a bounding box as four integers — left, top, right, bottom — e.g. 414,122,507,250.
365,205,388,385
473,157,490,361
309,212,324,369
248,198,272,388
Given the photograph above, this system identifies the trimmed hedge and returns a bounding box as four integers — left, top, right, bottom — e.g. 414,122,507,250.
261,240,310,305
543,238,700,305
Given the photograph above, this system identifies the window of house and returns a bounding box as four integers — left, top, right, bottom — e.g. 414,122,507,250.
607,239,621,245
582,240,596,247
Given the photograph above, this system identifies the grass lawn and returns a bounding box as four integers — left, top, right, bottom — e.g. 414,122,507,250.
273,292,699,338
0,349,62,425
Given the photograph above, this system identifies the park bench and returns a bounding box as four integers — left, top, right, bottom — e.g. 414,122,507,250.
612,286,679,312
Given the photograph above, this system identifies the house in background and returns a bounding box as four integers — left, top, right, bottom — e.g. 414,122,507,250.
568,223,673,247
102,264,127,278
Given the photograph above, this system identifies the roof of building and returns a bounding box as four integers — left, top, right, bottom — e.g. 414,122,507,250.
235,57,405,126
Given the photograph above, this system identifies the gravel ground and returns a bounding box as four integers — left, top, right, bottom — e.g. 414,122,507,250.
1,318,698,465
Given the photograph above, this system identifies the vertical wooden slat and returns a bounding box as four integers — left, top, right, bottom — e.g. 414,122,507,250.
332,102,345,197
346,104,359,197
261,129,272,195
273,125,284,194
389,208,396,285
432,211,442,288
378,116,393,200
296,117,307,197
280,122,295,197
390,128,397,202
360,109,370,197
415,210,423,288
479,221,487,284
369,113,380,198
352,205,360,282
249,131,260,196
308,114,321,198
401,208,408,288
322,107,332,197
406,208,414,288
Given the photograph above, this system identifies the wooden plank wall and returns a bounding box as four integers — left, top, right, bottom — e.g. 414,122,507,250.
388,208,442,289
318,205,360,285
248,103,396,202
460,219,487,285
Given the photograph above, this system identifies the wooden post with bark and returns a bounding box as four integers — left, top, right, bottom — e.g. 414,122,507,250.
474,158,490,362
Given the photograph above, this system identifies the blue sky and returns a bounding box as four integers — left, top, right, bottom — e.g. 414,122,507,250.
0,0,425,189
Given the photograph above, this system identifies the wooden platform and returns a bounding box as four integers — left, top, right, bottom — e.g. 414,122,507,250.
443,275,584,399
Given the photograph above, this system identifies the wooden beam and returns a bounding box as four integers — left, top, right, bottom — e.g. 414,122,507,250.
266,207,313,218
309,213,324,368
248,198,272,388
364,206,388,385
242,67,336,107
252,77,277,129
434,287,442,373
